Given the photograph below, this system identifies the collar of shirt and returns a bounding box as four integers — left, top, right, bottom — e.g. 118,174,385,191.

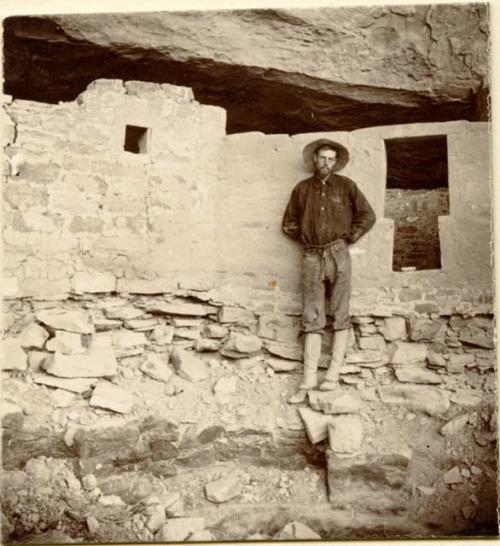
312,173,337,187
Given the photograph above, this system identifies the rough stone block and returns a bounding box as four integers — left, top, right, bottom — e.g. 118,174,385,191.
50,389,78,408
266,357,298,372
36,309,94,334
218,306,254,324
257,313,300,342
358,334,386,351
426,351,446,368
90,381,134,414
308,389,361,415
459,324,493,349
196,338,221,352
274,522,321,540
222,332,262,357
443,466,463,485
42,346,117,378
345,350,384,366
393,365,442,384
112,330,147,349
174,327,201,341
71,271,116,293
389,341,428,365
298,406,332,444
33,373,97,393
449,391,482,407
1,338,28,371
205,474,243,503
125,318,159,331
440,414,469,436
140,353,174,383
104,305,144,321
447,353,475,373
378,385,450,415
382,317,407,341
264,340,302,361
170,347,208,382
203,324,228,339
150,325,174,344
326,450,411,514
328,415,363,454
156,518,206,542
46,331,86,355
18,322,50,349
409,317,446,342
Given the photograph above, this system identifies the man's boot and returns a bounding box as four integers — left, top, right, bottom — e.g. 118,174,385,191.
319,328,350,391
287,332,322,404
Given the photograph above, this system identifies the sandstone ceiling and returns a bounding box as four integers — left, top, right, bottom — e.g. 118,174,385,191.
2,4,490,134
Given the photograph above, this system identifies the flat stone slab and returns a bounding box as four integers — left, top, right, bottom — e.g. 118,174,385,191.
218,306,254,324
33,373,97,393
112,330,147,348
326,450,411,514
298,406,333,444
174,327,201,341
90,382,134,414
196,339,221,352
308,389,361,414
345,350,384,365
36,309,94,334
124,318,159,331
378,385,450,416
104,305,144,321
394,365,442,384
140,354,174,383
145,302,216,316
42,347,118,378
449,391,482,407
170,347,208,382
1,338,28,371
266,357,298,372
440,414,469,436
447,353,475,373
264,340,302,361
205,474,244,503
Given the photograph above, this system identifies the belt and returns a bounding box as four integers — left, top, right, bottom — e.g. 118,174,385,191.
305,239,346,251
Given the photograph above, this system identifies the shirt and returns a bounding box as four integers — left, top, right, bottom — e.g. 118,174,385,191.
282,173,376,247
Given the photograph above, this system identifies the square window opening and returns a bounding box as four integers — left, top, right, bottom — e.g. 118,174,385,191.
124,125,150,154
384,135,449,272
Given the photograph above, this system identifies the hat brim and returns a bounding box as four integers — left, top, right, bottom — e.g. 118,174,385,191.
303,139,350,173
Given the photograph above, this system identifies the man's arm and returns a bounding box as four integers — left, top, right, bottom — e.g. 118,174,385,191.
346,182,376,244
282,186,302,241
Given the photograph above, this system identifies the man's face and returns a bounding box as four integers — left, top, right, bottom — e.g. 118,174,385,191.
314,148,338,178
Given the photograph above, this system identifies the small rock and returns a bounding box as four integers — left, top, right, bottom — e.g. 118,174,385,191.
196,338,221,352
145,507,166,534
461,505,476,520
417,485,435,496
46,331,86,355
443,466,463,485
82,474,97,491
125,318,158,331
274,521,321,540
174,327,201,341
36,309,94,334
450,391,482,407
90,381,134,414
469,494,479,505
328,415,363,454
146,302,215,316
266,357,298,372
427,351,446,368
1,338,28,371
98,495,124,506
461,468,471,478
264,340,302,361
19,323,50,349
155,517,206,542
86,516,99,534
170,347,208,382
440,414,469,436
447,353,475,374
204,324,228,339
470,466,482,476
140,353,173,383
205,474,243,503
150,325,174,344
213,376,237,394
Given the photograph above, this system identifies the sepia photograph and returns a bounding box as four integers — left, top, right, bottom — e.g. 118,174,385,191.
0,0,498,543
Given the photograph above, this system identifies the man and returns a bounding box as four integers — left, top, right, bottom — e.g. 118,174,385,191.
282,139,376,404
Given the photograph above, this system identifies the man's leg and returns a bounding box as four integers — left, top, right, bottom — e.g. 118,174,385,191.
288,251,326,404
319,242,352,391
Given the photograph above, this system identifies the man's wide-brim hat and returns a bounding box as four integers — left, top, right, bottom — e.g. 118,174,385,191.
303,138,350,173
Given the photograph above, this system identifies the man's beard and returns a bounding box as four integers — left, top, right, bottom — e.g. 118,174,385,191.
316,166,332,178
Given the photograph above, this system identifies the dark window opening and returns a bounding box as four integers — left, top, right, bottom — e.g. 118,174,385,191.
124,125,150,154
384,135,449,272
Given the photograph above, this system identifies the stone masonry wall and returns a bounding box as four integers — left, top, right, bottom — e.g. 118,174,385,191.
385,188,450,271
